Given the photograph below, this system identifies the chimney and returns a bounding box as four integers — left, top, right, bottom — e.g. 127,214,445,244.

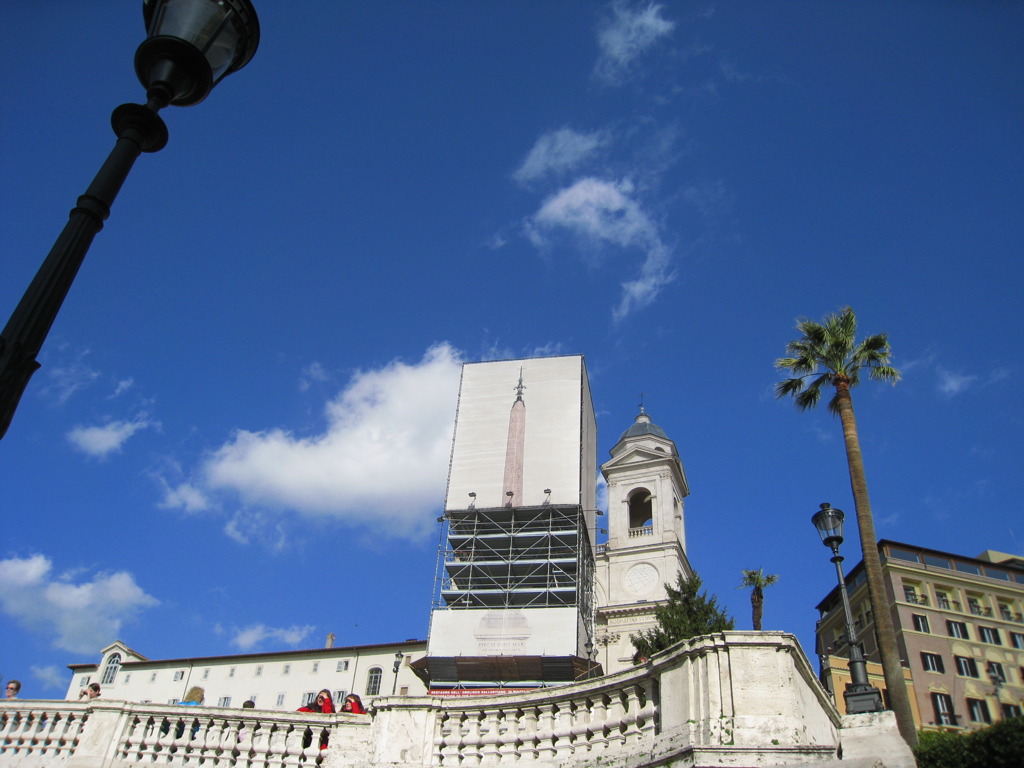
325,633,335,649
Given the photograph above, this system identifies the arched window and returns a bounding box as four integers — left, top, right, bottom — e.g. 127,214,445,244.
366,667,383,696
628,489,653,529
101,653,122,685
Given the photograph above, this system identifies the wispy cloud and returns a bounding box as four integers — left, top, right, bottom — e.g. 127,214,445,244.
593,1,675,86
67,413,158,458
936,367,979,398
110,378,135,399
230,623,316,652
513,127,609,185
158,480,211,514
299,361,330,392
165,344,463,542
31,664,70,692
40,352,99,405
525,177,674,321
0,554,158,654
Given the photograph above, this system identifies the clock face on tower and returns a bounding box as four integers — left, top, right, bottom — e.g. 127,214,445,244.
624,563,659,597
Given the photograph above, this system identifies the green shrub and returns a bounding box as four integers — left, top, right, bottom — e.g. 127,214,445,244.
913,718,1023,768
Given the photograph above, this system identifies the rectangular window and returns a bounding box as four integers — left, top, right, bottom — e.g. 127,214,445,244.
932,693,955,726
276,693,285,708
218,696,232,708
999,604,1014,620
967,597,982,615
150,673,157,683
1003,704,1023,719
984,568,1011,581
921,652,945,673
303,692,316,706
947,620,969,639
283,664,291,675
955,561,982,576
979,626,1002,645
1011,632,1024,650
903,585,918,603
80,676,91,686
888,547,920,563
966,698,991,724
912,614,930,633
123,674,130,684
399,686,409,696
936,591,951,610
202,668,210,680
173,670,184,681
987,661,1006,683
923,554,951,569
955,656,979,677
229,667,236,678
255,665,263,677
312,662,319,673
334,689,347,703
337,660,349,672
167,698,178,705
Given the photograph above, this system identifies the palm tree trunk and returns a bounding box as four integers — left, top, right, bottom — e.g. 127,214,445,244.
752,590,764,631
835,377,917,746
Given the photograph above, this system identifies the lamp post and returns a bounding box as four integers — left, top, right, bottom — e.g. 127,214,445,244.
811,502,885,714
0,0,260,440
392,652,404,695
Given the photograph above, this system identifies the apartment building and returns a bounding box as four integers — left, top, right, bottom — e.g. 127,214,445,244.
815,540,1023,731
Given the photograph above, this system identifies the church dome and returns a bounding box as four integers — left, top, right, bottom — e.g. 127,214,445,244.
619,409,667,441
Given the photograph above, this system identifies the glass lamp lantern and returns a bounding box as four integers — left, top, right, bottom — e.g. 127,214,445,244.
811,502,845,551
136,0,260,106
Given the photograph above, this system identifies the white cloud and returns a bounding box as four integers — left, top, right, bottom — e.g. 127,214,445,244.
196,343,463,540
110,378,135,398
526,177,674,320
67,414,157,458
31,664,70,692
230,623,315,652
41,354,99,405
0,554,158,654
513,128,608,184
299,362,330,392
593,1,675,86
159,481,211,513
936,367,979,398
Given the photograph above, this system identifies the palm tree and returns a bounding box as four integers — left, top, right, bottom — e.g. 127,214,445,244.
738,568,778,631
775,306,916,747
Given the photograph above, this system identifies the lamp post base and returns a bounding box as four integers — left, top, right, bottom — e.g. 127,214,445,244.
844,684,885,714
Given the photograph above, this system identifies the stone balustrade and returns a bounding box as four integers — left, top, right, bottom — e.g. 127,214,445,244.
0,632,914,767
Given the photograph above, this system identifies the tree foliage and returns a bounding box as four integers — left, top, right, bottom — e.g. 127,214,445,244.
630,572,734,659
914,718,1024,768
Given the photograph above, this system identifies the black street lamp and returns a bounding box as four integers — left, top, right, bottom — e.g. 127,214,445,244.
811,502,885,714
0,0,260,440
392,652,404,695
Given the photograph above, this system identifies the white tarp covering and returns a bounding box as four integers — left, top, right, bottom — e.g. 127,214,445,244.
428,607,580,656
445,356,595,511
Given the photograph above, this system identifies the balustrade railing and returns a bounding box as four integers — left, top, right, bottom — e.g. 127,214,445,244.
1,633,844,768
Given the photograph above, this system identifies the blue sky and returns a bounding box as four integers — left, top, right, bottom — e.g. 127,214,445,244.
2,1,1021,696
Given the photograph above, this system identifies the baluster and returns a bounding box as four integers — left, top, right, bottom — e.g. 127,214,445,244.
606,690,628,748
258,721,281,765
281,724,305,768
570,698,594,754
216,719,240,767
497,707,520,763
636,680,658,737
461,710,484,766
518,706,539,762
535,702,556,762
480,707,501,763
621,685,643,743
552,701,575,758
590,694,611,752
433,711,450,765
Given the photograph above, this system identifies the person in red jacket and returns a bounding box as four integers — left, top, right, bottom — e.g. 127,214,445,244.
340,694,365,714
297,689,335,713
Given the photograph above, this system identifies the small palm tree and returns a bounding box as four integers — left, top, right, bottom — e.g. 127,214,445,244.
738,568,778,631
775,306,916,747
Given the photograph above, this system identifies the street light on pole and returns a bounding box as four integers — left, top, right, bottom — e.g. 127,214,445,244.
392,652,404,695
811,502,885,714
0,0,260,440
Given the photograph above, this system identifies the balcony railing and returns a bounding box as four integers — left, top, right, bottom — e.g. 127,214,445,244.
627,526,654,538
0,633,850,768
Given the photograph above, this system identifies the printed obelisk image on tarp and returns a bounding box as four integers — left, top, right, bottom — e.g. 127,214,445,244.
419,355,598,691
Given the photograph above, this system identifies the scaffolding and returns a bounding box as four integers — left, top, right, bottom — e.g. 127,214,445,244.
433,504,595,623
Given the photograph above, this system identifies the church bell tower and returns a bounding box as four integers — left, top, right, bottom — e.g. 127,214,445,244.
593,407,693,673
